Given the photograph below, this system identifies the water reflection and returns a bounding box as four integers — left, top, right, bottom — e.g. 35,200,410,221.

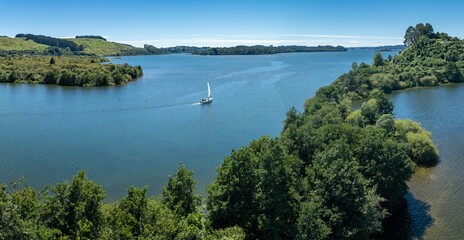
376,192,433,239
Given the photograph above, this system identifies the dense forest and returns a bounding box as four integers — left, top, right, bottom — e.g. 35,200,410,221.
0,23,452,239
158,45,347,55
16,34,84,52
334,23,464,99
185,45,346,55
0,56,142,87
75,35,107,41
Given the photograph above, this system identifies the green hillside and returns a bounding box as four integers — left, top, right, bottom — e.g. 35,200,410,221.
0,36,48,51
68,38,145,56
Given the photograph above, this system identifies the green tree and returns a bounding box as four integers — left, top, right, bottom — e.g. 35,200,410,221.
354,127,415,209
118,186,148,238
163,164,201,217
298,144,384,239
209,137,299,239
406,132,439,166
373,52,384,67
49,57,55,65
41,171,106,239
43,69,61,84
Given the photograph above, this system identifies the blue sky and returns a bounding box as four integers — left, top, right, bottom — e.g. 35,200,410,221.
1,0,463,47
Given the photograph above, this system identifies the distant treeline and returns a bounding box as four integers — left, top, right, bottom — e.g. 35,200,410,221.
157,45,347,55
0,56,142,87
16,34,83,52
76,35,107,41
349,45,406,52
160,45,210,54
196,45,346,55
7,33,347,57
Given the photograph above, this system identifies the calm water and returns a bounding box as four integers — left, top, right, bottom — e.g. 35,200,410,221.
391,85,464,239
0,50,462,238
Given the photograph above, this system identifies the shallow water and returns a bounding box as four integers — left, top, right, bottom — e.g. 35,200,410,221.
391,85,464,239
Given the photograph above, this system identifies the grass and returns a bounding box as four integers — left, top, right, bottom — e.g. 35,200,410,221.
0,36,48,51
68,38,138,56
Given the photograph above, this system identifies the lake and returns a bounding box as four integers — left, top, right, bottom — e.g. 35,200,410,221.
0,50,462,239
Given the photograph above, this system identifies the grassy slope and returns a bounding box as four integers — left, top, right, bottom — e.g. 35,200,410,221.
0,36,48,51
68,38,139,56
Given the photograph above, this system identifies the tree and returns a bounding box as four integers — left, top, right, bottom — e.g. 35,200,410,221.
354,127,415,209
375,114,395,132
394,119,440,166
404,26,416,46
208,137,300,239
406,132,439,166
41,171,106,239
444,62,463,83
298,144,384,239
370,90,394,115
117,186,148,238
163,164,201,217
283,106,302,131
49,57,55,65
43,69,61,84
404,23,436,46
373,52,384,67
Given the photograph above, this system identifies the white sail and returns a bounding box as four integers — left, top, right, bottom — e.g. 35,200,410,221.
207,82,211,98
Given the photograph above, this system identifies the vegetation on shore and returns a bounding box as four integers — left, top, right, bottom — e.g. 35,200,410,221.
165,45,347,55
0,23,450,239
0,56,142,87
334,23,464,100
0,167,245,239
1,34,347,57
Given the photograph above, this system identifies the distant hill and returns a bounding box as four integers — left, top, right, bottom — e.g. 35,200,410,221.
1,34,347,56
68,38,147,56
0,36,48,51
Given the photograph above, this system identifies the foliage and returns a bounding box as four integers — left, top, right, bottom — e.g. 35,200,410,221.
208,136,300,239
373,52,384,66
69,38,155,56
298,144,385,240
394,119,439,165
76,35,107,41
41,171,106,239
16,33,83,52
0,23,446,240
331,23,464,100
404,23,435,46
189,45,347,55
209,58,437,238
0,56,142,87
162,164,201,217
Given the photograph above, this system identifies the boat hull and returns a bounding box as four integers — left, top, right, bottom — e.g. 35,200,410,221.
200,97,213,104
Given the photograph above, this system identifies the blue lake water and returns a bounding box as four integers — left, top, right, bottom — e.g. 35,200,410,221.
1,50,462,239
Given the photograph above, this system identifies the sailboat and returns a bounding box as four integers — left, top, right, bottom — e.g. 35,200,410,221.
200,82,213,104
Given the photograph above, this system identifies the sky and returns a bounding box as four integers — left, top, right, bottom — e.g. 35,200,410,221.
1,0,463,47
